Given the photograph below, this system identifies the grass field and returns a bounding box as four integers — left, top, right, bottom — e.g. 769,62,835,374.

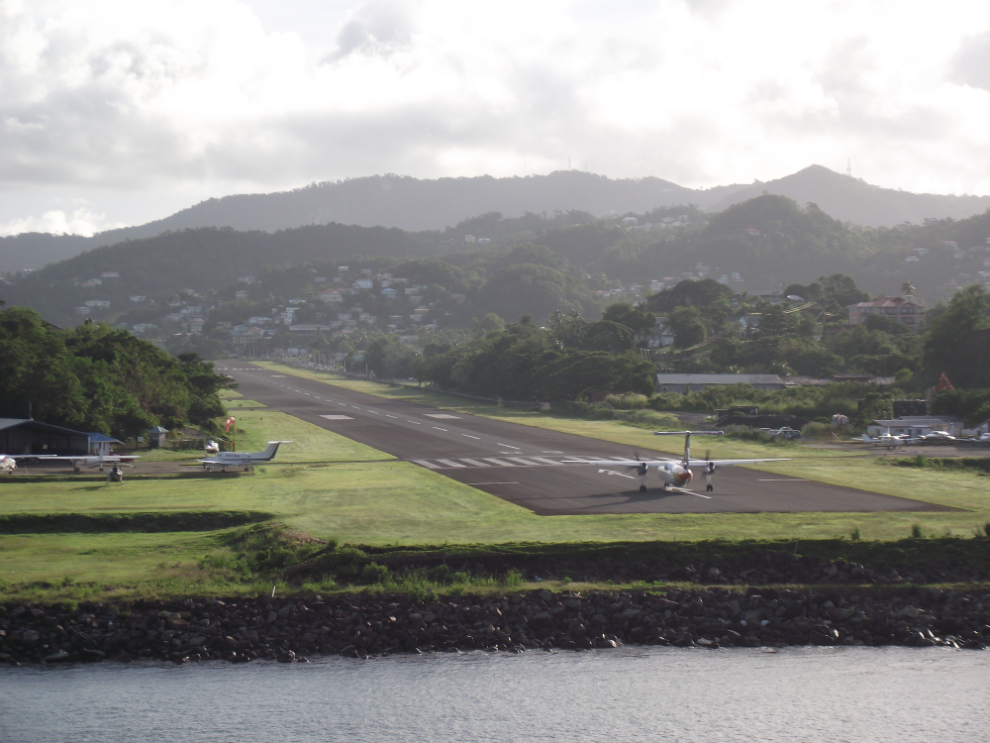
2,363,988,602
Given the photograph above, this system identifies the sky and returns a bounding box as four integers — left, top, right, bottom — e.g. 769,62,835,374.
2,0,990,236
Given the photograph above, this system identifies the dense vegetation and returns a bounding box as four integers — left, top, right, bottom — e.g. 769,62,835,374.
0,305,233,437
5,193,990,332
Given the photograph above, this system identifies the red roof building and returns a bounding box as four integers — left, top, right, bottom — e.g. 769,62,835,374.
847,296,925,332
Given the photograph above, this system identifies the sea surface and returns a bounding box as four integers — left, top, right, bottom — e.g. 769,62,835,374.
1,646,987,742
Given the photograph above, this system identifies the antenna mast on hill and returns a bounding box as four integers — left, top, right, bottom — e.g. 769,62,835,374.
847,158,852,177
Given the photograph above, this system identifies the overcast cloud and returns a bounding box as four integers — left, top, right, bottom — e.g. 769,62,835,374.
2,0,990,235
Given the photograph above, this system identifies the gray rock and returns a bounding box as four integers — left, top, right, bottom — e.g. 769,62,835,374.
21,630,39,643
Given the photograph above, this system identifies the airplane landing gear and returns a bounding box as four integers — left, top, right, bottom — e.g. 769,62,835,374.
639,484,647,492
706,484,714,492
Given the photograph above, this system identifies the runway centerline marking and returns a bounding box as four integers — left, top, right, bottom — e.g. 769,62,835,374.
407,420,421,425
424,414,460,419
462,434,481,439
433,427,448,432
386,415,398,419
498,443,520,450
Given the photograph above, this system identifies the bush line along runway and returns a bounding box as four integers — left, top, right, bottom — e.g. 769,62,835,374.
219,364,947,516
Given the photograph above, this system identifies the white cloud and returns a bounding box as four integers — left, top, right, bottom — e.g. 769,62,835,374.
1,0,990,232
0,207,124,237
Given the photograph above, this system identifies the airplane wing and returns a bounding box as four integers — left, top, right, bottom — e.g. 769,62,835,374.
564,458,674,467
699,458,790,466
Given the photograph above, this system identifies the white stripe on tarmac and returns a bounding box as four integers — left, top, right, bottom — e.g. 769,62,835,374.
483,458,515,466
507,457,539,466
497,443,520,449
459,459,489,467
436,459,466,468
461,434,481,439
414,460,440,469
530,457,562,466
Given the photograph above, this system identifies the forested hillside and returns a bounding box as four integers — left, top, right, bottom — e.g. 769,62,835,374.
3,193,989,331
5,165,990,272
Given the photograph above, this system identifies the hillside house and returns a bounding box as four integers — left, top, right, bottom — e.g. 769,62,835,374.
848,296,925,332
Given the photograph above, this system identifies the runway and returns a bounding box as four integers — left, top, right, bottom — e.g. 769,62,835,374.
218,364,950,516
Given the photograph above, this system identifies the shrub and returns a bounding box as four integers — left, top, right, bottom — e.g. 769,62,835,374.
605,392,649,410
360,562,389,585
503,569,523,587
911,524,923,539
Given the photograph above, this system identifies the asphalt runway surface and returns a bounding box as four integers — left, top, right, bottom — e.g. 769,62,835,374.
218,364,950,516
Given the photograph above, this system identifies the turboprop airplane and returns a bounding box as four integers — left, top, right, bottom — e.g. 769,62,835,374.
199,441,291,472
575,431,789,493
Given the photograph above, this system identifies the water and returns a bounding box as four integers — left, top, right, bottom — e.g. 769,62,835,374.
1,647,987,742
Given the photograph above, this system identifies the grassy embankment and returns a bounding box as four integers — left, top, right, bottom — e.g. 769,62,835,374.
1,366,988,603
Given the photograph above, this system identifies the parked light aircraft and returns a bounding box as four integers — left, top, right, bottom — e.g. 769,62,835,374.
0,453,137,474
573,431,789,493
0,453,56,475
860,428,919,449
199,441,291,471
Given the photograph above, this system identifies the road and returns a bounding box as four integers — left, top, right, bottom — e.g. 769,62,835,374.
218,364,949,516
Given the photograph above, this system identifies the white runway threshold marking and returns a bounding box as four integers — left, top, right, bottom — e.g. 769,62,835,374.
320,415,353,420
414,460,440,469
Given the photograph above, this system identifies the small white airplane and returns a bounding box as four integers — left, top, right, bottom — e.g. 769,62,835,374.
0,453,58,475
0,453,136,474
573,431,790,493
199,441,291,472
860,428,919,449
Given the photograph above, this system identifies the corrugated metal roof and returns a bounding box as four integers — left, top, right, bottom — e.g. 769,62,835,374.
88,433,123,443
655,374,783,385
0,418,92,436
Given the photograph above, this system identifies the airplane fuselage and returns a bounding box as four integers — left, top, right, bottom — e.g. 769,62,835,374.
656,464,693,488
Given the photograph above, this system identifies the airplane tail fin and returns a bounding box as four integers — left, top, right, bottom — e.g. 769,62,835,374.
654,431,724,466
862,434,872,442
260,441,292,461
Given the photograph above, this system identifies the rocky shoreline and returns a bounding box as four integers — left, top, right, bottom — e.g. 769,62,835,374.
1,587,987,665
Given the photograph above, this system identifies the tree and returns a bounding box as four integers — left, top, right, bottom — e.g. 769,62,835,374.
669,306,707,349
601,302,656,333
923,285,990,386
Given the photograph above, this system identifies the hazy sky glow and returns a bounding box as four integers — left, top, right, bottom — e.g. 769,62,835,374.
2,0,990,235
